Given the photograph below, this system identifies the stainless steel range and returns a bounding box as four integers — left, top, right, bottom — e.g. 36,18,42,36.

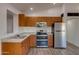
36,22,48,47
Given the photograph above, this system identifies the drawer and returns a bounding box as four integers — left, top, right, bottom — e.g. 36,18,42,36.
37,36,48,39
37,41,48,46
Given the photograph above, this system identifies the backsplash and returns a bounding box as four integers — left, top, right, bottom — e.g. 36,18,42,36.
19,27,52,34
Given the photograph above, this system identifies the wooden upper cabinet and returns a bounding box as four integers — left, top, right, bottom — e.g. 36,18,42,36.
19,14,26,26
54,17,62,22
18,14,62,27
26,17,36,26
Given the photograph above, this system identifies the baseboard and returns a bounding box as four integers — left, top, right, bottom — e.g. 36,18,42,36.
68,42,79,48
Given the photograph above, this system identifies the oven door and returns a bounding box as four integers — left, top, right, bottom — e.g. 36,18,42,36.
37,36,48,39
37,41,48,47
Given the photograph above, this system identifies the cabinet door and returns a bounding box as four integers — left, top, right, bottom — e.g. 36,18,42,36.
26,39,29,54
26,18,36,26
48,35,53,47
54,17,62,22
21,40,27,55
30,35,36,47
19,14,26,26
27,38,30,49
2,43,13,55
22,38,30,55
2,43,22,55
2,38,30,55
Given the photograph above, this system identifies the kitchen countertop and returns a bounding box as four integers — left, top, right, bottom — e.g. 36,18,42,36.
1,33,34,43
1,32,52,43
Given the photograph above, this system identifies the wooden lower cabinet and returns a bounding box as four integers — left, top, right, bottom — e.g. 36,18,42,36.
48,35,53,48
2,35,53,55
2,38,30,55
2,43,22,55
29,35,36,47
2,35,36,55
29,35,53,48
21,38,29,55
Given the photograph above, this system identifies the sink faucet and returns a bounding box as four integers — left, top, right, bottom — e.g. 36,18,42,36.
17,34,20,37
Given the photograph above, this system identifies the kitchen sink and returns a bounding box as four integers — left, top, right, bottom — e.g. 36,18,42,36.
8,34,26,39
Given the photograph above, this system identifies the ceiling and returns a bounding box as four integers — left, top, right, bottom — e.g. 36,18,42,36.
10,3,63,12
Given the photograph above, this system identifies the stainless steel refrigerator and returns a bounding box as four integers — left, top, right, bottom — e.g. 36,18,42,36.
54,23,67,48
